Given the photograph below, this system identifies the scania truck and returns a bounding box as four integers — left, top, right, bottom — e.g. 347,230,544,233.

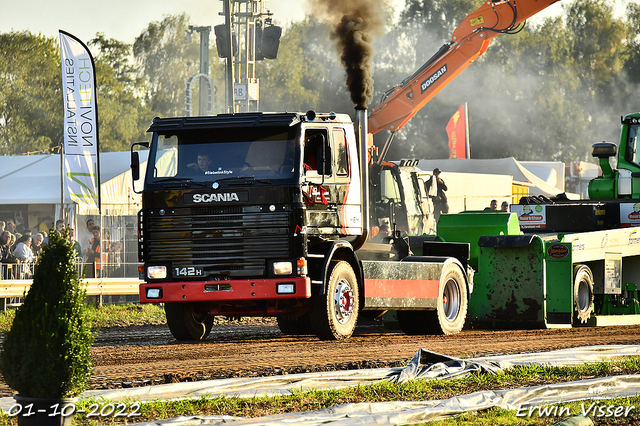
132,0,564,340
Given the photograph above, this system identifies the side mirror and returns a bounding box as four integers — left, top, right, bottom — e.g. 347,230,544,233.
131,151,141,181
130,142,149,194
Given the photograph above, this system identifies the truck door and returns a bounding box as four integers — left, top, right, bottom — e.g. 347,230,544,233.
303,129,337,236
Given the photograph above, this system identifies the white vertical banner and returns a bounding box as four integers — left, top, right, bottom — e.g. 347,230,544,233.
59,30,101,211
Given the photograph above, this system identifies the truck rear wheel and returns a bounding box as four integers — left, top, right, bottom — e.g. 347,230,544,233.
277,312,312,335
573,265,594,324
164,302,214,341
397,262,467,335
309,261,359,340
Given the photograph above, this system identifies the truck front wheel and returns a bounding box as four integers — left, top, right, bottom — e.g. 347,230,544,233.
398,262,468,335
309,261,359,340
165,302,214,341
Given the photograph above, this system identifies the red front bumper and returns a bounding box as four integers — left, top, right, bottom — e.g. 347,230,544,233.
140,277,311,303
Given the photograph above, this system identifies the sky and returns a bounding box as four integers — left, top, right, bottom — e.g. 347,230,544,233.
0,0,312,44
0,0,635,46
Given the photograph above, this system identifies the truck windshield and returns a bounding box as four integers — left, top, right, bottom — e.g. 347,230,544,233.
147,127,298,182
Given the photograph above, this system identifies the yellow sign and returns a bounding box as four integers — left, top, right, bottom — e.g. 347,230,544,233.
470,16,485,27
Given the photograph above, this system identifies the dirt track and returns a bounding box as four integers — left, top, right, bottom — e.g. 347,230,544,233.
73,322,640,394
2,321,639,396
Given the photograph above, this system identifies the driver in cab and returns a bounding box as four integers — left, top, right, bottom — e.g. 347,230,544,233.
187,153,212,175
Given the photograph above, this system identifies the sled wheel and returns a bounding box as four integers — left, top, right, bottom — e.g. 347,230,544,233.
573,264,594,324
309,261,359,340
398,262,467,335
164,302,214,341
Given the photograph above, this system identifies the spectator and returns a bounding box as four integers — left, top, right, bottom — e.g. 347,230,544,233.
83,226,102,278
15,216,26,234
124,223,138,277
5,220,16,234
81,218,96,262
103,228,123,277
8,233,17,252
0,221,5,233
485,199,498,211
425,168,449,222
38,216,53,233
55,220,65,234
68,228,82,260
31,232,45,259
13,235,35,263
501,201,509,212
0,231,16,265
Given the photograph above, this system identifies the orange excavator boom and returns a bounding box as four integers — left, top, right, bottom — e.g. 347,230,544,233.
368,0,560,139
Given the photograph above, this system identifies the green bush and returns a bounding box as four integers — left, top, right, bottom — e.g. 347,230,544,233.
0,230,94,397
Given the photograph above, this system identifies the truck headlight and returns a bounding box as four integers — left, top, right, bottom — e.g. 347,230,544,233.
273,261,293,275
147,266,167,279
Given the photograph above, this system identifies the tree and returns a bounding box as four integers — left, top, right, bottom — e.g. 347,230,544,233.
400,0,484,42
0,32,61,156
624,2,640,85
89,34,152,152
566,0,628,97
0,230,93,398
373,0,485,160
376,0,640,163
134,14,202,117
0,31,154,155
258,20,324,112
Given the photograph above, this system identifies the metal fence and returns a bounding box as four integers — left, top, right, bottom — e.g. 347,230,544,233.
74,259,141,280
1,262,35,280
0,260,142,310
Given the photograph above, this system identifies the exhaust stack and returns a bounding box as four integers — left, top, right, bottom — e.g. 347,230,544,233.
351,108,369,251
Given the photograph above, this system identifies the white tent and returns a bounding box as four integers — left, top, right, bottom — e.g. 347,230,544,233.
416,157,579,199
0,151,148,216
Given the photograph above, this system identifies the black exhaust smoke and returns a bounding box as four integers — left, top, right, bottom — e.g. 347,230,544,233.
316,0,385,109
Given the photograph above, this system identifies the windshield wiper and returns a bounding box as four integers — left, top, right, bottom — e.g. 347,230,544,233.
214,176,272,186
153,176,209,188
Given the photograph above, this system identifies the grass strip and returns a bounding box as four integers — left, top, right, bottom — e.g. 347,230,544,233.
0,356,637,425
0,303,167,333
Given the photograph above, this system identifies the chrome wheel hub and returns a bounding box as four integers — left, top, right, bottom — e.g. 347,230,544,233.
334,279,354,324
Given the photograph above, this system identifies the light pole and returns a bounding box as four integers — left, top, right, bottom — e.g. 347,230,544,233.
186,25,213,116
215,0,281,113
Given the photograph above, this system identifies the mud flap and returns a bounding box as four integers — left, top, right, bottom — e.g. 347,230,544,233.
543,241,573,327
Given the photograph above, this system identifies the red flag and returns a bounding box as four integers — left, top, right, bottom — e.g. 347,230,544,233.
446,105,467,159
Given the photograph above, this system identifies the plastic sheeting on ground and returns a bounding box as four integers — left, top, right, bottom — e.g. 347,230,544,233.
130,375,640,425
390,345,640,383
1,345,639,424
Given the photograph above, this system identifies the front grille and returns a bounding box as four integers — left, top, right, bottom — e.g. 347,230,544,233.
146,208,291,278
